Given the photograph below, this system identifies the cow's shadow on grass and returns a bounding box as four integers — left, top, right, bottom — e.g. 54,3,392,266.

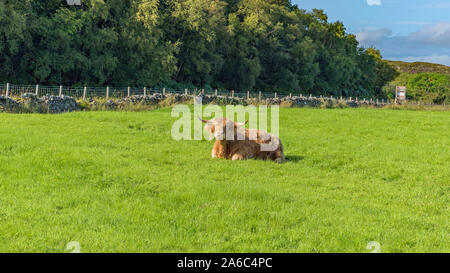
286,155,304,162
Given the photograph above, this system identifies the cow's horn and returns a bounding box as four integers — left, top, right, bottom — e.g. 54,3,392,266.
198,116,211,123
235,120,248,126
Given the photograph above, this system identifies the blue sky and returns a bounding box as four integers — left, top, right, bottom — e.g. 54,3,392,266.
292,0,450,66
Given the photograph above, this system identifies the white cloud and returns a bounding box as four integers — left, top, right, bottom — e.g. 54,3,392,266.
354,23,450,66
408,22,450,46
356,28,392,44
397,55,450,66
395,21,430,26
367,0,381,6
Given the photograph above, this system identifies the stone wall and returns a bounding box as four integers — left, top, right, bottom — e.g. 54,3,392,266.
0,93,79,113
192,94,389,108
0,96,22,113
1,92,390,114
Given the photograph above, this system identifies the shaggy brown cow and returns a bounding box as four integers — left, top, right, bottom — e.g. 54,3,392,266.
201,118,285,163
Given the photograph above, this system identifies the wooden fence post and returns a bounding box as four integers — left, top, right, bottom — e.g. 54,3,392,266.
163,88,166,95
106,86,109,99
59,85,63,97
275,92,278,99
5,83,10,98
83,86,87,100
215,89,218,96
247,91,250,100
35,84,39,96
259,91,262,101
144,87,147,96
185,89,188,95
232,90,234,98
289,93,292,98
127,86,131,97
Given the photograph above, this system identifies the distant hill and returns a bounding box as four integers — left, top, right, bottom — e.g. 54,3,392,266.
388,61,450,74
383,61,450,104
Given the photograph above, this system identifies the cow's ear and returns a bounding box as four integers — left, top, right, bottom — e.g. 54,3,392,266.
204,124,215,140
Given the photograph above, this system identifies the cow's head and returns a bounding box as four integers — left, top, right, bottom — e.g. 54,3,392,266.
200,118,247,141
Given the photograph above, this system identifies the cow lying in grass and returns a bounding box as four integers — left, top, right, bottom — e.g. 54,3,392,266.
201,118,285,163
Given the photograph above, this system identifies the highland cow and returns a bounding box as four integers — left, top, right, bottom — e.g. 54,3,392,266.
201,118,285,163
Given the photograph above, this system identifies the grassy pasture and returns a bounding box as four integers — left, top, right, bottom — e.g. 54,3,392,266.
0,108,448,253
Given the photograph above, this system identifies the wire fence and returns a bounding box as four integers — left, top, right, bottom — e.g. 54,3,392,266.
1,83,444,106
0,84,168,99
0,83,296,99
0,82,384,101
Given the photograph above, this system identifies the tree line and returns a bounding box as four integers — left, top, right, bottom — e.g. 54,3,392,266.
0,0,398,98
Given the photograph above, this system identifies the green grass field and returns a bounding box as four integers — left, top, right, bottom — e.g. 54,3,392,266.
0,108,449,253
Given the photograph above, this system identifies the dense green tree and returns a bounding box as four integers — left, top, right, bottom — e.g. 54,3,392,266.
366,48,399,97
164,0,227,87
0,0,27,82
